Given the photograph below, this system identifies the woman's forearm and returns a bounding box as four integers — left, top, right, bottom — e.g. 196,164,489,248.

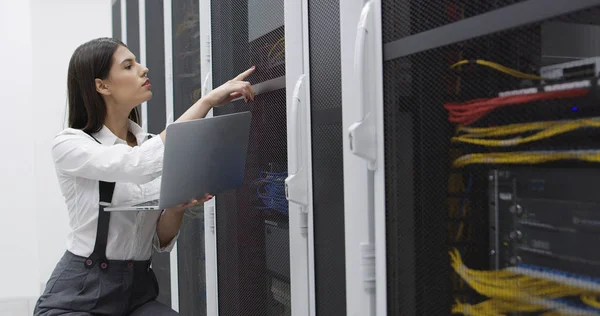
175,98,213,123
156,209,185,248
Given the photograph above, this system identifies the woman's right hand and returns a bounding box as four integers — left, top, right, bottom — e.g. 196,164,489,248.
161,66,257,143
203,66,256,107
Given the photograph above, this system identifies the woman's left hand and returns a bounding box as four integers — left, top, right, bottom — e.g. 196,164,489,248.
165,194,213,214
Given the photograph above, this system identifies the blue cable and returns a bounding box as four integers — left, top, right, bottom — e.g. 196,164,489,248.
516,264,600,285
251,171,289,216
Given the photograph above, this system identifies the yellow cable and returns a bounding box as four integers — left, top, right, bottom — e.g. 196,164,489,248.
273,47,285,60
267,37,285,58
457,118,600,137
452,300,507,316
455,118,583,136
449,255,599,316
449,249,598,299
453,298,549,315
582,295,600,309
457,122,551,136
452,150,600,168
451,59,547,81
452,118,600,147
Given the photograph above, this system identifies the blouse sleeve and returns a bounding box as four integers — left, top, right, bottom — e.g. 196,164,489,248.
52,129,164,184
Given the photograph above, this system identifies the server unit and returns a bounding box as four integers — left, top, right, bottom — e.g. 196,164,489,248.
490,168,600,279
342,0,600,315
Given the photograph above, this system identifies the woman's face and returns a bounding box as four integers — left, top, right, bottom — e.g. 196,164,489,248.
102,45,152,109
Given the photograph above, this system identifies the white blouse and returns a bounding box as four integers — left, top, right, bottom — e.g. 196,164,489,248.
51,120,177,260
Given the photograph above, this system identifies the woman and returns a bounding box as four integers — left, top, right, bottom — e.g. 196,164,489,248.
34,37,255,315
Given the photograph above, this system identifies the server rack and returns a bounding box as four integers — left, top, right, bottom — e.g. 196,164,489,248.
111,0,183,311
201,0,308,315
140,0,174,308
126,0,140,59
199,0,218,314
144,0,167,137
112,0,122,41
342,0,600,315
116,0,144,131
201,0,352,314
171,0,209,315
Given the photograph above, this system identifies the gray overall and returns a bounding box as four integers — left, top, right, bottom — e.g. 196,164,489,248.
34,134,177,316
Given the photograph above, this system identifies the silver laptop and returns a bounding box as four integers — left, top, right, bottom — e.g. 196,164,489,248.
105,111,252,211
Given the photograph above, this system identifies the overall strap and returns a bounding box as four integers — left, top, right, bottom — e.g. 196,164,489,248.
84,132,115,271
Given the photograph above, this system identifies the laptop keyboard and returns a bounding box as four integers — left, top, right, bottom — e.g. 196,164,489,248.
133,199,160,207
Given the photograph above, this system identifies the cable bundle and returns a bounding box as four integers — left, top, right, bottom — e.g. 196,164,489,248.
452,297,546,316
452,149,600,168
452,297,600,316
251,171,288,216
450,249,589,300
443,88,588,125
449,249,600,315
450,59,546,81
452,117,600,147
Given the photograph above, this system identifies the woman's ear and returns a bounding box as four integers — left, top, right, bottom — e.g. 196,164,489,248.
95,78,111,96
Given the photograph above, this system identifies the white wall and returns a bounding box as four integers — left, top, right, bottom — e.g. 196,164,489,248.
31,0,112,291
0,0,38,309
0,1,112,314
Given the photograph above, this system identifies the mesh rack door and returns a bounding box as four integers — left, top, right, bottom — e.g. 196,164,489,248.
210,0,290,315
171,0,207,315
382,1,600,315
144,0,171,307
308,0,347,314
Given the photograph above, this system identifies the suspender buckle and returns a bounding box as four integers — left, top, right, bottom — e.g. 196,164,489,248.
84,258,94,268
84,253,98,269
100,261,109,270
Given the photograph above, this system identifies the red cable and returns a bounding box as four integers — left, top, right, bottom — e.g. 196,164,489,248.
443,88,589,125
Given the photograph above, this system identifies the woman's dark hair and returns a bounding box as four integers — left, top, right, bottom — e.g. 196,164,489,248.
67,37,140,133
